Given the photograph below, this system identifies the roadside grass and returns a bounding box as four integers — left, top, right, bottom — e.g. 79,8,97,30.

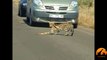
78,0,94,29
13,0,19,5
78,6,94,29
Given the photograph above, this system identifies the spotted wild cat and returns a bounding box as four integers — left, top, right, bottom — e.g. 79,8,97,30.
39,21,74,36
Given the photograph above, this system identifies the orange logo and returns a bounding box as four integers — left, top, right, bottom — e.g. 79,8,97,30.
96,48,107,57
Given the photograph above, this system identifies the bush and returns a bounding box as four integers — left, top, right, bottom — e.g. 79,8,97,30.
78,0,94,29
78,0,94,7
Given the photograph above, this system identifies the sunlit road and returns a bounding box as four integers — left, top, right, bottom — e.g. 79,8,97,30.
13,2,94,60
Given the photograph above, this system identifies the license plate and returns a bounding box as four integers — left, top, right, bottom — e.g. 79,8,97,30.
49,14,64,18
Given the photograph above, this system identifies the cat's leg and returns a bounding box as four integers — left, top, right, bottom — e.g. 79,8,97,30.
70,27,74,36
54,30,59,35
64,29,69,36
50,28,55,35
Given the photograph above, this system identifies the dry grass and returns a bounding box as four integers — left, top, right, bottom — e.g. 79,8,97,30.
78,6,94,29
13,0,19,5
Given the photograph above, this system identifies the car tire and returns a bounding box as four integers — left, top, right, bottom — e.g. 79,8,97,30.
73,24,78,28
18,8,20,16
18,7,23,17
18,6,26,17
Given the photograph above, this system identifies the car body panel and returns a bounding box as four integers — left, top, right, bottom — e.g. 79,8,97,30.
41,0,72,5
18,0,27,17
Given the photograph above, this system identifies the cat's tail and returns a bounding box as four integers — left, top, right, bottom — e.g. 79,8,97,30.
39,32,53,35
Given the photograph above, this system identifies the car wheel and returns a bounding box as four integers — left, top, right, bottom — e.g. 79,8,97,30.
73,24,78,28
18,7,23,16
19,6,26,17
18,8,21,16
